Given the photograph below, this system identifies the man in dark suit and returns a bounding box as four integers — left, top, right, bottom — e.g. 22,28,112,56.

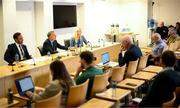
118,35,142,66
42,31,68,55
4,32,31,64
139,51,180,107
156,21,169,40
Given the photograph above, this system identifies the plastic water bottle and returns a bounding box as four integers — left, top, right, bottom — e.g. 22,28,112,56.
47,51,51,56
7,88,13,104
98,39,101,46
112,81,117,97
15,54,19,65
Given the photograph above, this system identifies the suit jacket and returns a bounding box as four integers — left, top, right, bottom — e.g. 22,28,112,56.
118,44,142,66
42,39,68,56
4,43,31,64
70,35,88,47
139,68,180,107
156,26,169,40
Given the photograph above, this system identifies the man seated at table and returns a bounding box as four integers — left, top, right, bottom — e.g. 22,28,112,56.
165,29,180,44
139,50,180,107
42,31,68,55
4,32,31,65
118,35,142,66
74,51,103,99
147,33,167,65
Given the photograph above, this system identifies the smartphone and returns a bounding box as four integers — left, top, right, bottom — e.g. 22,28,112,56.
126,83,137,86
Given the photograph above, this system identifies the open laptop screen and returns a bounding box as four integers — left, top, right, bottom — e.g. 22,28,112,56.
102,52,110,65
15,76,35,96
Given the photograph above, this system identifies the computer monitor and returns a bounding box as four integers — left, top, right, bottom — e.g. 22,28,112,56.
15,75,35,96
102,52,110,65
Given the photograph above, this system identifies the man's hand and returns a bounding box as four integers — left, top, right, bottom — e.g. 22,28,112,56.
26,91,33,97
74,65,84,79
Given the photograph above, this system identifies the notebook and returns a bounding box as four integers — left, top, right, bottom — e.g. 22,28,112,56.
15,75,35,96
97,52,118,67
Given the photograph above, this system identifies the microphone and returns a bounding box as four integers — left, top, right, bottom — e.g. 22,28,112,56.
101,39,105,47
88,41,93,50
31,55,36,66
11,63,15,71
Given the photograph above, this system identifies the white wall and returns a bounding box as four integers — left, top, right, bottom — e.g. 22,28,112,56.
0,0,149,65
16,1,36,56
0,0,17,65
153,0,180,26
83,0,148,46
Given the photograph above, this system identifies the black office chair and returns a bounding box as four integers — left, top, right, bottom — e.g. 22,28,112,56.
64,39,70,47
37,46,43,56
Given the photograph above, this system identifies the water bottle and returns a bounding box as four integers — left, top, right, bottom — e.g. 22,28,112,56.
79,43,82,54
7,88,13,104
112,81,117,97
98,39,101,46
15,54,19,65
47,51,51,56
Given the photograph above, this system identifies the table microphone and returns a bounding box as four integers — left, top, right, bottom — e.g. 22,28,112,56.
31,55,36,66
9,63,15,71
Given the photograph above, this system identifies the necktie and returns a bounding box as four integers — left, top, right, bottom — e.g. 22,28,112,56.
19,45,24,57
51,42,54,51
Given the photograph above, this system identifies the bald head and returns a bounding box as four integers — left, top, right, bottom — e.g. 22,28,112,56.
159,21,164,27
121,35,133,49
151,33,161,43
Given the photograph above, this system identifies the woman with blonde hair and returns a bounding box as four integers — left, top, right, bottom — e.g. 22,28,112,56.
70,27,88,47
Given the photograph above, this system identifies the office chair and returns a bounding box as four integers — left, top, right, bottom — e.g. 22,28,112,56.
64,39,70,47
37,46,43,56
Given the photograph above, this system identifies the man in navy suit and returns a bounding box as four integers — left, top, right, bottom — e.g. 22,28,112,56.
42,31,68,55
4,32,31,64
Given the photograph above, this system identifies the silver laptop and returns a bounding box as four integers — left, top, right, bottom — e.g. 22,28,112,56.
97,52,118,67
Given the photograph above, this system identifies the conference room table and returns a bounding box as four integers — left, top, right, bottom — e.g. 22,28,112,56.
142,65,163,74
0,43,121,98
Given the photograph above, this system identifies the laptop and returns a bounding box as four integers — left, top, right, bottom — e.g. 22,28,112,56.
15,75,35,96
97,52,118,67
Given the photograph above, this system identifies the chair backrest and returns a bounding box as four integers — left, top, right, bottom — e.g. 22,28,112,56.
35,91,62,108
64,39,70,47
90,72,109,97
163,45,169,53
175,87,180,106
126,59,139,78
162,92,176,108
137,55,148,72
177,40,180,49
37,46,43,56
169,42,178,51
111,64,126,82
66,79,89,107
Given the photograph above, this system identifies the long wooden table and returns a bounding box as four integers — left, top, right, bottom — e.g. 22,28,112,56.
0,43,121,98
79,98,114,108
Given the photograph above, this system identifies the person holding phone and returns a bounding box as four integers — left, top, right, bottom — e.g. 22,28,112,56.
74,51,103,99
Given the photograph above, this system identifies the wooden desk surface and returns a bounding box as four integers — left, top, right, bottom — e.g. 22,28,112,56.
79,98,114,108
117,78,145,90
95,88,131,102
13,94,29,101
0,98,19,107
142,65,163,74
132,71,157,81
0,43,121,98
175,51,180,59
